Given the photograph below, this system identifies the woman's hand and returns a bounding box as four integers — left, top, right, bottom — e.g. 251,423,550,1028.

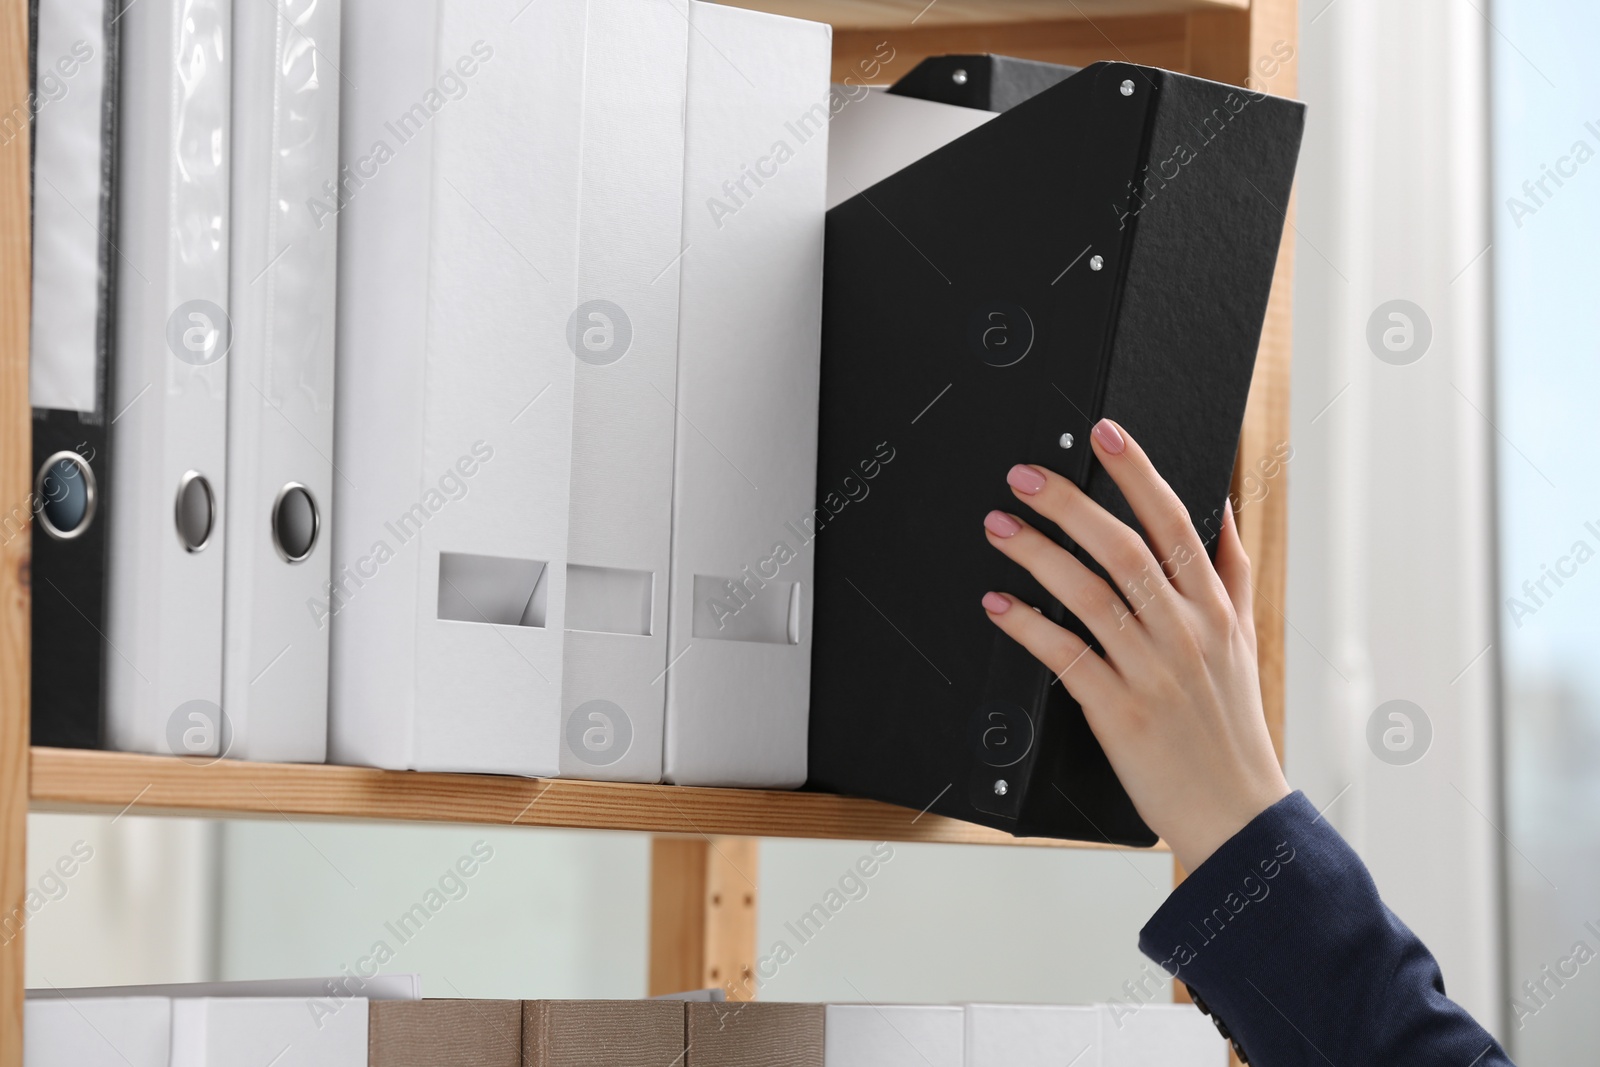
980,418,1289,872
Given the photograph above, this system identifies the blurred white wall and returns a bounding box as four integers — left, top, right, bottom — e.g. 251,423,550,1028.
205,826,1167,1004
1286,0,1503,1038
211,824,1169,1004
20,810,1169,1004
214,822,651,999
753,839,1169,1005
22,814,217,988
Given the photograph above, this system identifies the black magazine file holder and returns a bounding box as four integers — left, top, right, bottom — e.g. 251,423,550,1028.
887,53,1079,113
807,62,1305,844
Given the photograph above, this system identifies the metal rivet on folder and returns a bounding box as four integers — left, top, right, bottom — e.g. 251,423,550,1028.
1090,255,1104,271
175,470,216,553
993,779,1009,797
35,451,96,541
951,68,969,86
1059,433,1074,449
272,482,320,563
1121,79,1136,96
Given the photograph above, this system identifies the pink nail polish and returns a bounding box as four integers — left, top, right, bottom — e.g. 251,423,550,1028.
1092,419,1125,455
982,592,1011,614
1006,464,1047,495
984,511,1022,538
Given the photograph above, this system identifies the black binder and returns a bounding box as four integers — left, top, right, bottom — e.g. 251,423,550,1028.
807,61,1305,844
28,0,120,748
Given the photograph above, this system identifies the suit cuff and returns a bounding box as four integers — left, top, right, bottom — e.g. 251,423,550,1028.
1139,791,1324,980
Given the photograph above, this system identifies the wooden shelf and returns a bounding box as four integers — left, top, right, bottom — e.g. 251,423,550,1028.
723,0,1248,31
28,747,1161,851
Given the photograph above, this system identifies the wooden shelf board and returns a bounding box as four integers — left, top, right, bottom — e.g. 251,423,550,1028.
28,747,1163,851
721,0,1247,31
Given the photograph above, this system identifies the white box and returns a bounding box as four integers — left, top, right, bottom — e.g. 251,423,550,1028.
1098,1004,1226,1066
105,0,232,755
965,1003,1101,1067
661,0,830,787
334,0,705,777
556,0,690,783
328,0,585,773
824,1004,963,1067
23,997,170,1067
171,998,368,1067
223,0,342,761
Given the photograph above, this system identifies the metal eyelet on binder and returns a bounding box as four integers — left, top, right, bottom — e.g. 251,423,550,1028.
993,779,1009,796
1059,433,1074,449
174,470,216,553
35,451,96,541
271,482,320,563
1121,79,1136,96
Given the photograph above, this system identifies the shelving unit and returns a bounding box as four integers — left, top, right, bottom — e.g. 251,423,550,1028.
0,1,1297,1064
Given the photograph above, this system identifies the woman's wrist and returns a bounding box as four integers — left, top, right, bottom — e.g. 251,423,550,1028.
1167,775,1293,873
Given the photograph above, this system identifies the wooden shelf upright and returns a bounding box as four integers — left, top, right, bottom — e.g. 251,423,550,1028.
0,1,1296,1063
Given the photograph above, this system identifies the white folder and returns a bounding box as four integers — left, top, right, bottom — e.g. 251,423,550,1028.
964,1004,1101,1067
171,997,368,1067
223,0,342,761
1098,1003,1226,1066
329,0,585,773
106,0,232,756
823,1004,964,1067
660,1,830,788
556,0,690,783
825,87,995,210
27,974,421,1001
23,997,170,1067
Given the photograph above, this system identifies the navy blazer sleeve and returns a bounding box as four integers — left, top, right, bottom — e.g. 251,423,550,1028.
1138,791,1513,1066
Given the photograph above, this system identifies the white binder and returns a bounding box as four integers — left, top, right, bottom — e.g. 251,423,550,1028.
329,0,585,773
556,0,690,783
824,87,995,210
1098,1004,1226,1066
661,1,830,787
824,1004,964,1067
223,0,342,761
964,1004,1101,1067
23,997,170,1067
171,998,368,1067
105,0,232,756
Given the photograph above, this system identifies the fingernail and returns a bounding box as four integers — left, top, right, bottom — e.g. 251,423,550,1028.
982,592,1011,615
1092,418,1125,455
1006,464,1047,495
984,510,1022,538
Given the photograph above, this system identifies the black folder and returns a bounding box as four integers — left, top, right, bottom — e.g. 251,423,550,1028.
807,61,1305,844
28,0,121,748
